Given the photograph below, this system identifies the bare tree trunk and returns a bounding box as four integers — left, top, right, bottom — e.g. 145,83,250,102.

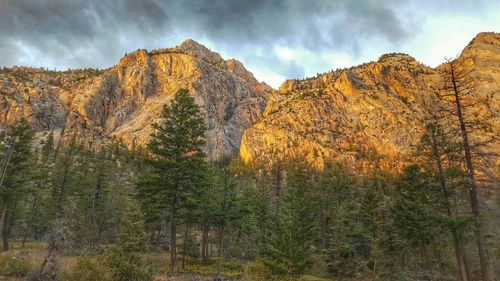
464,253,472,281
433,243,445,281
37,237,56,280
2,213,9,251
210,228,214,257
36,215,67,281
372,230,378,279
90,165,104,248
181,223,189,271
400,252,406,272
0,198,16,252
453,236,469,281
0,202,8,252
216,223,224,277
273,163,283,198
170,177,179,274
449,63,491,281
170,215,177,273
202,223,209,263
428,126,469,281
423,246,436,281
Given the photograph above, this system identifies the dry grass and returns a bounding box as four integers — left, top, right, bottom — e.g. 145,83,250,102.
153,273,223,281
3,240,79,274
0,241,333,281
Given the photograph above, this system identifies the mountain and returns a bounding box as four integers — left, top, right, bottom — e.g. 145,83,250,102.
0,33,498,167
241,32,499,169
0,39,271,158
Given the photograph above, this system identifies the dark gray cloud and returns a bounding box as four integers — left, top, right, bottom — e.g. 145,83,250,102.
170,0,409,49
0,0,406,66
0,0,497,86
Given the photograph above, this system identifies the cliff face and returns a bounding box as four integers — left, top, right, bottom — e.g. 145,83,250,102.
0,39,271,158
0,33,498,167
240,32,500,169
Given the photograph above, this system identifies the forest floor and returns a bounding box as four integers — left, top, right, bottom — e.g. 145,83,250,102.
0,241,335,281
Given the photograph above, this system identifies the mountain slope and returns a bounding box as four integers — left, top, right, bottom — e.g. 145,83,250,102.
0,39,272,158
240,32,499,169
0,33,498,168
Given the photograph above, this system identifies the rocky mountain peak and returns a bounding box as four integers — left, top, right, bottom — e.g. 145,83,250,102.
178,38,208,50
175,39,224,64
377,53,418,65
118,49,150,67
467,32,500,47
459,32,500,67
0,40,271,159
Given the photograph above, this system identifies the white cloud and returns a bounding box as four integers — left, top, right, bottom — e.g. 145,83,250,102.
400,5,500,66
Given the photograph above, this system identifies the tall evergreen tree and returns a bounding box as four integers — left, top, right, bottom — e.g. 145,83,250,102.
137,89,207,273
320,164,370,278
418,122,473,281
36,136,88,280
390,165,443,279
19,131,54,247
0,118,34,251
211,158,244,276
263,165,316,278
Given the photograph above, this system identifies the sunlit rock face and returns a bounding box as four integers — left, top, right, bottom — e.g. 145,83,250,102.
241,32,500,170
0,33,498,167
0,39,271,159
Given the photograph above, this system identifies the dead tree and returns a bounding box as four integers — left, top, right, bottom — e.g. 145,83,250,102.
418,120,471,281
439,57,497,281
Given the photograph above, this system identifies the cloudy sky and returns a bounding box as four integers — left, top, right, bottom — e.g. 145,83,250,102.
0,0,499,88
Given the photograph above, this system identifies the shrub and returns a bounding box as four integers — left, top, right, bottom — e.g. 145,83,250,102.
242,260,269,281
221,262,244,277
104,247,153,281
0,254,32,277
59,256,109,281
222,261,243,272
103,204,153,281
183,234,200,258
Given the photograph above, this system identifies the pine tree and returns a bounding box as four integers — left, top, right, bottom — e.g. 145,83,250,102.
390,165,443,279
35,137,86,279
227,159,271,259
104,203,152,281
137,88,207,273
320,164,369,278
418,122,473,281
263,165,316,278
358,171,391,279
20,131,54,247
211,157,244,276
251,172,273,252
197,166,217,263
0,118,34,251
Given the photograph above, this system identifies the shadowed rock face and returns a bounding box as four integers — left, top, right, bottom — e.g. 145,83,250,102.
0,39,271,159
241,32,500,170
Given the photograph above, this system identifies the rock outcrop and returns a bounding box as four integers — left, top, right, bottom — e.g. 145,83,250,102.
0,33,498,168
0,39,272,158
241,32,499,169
